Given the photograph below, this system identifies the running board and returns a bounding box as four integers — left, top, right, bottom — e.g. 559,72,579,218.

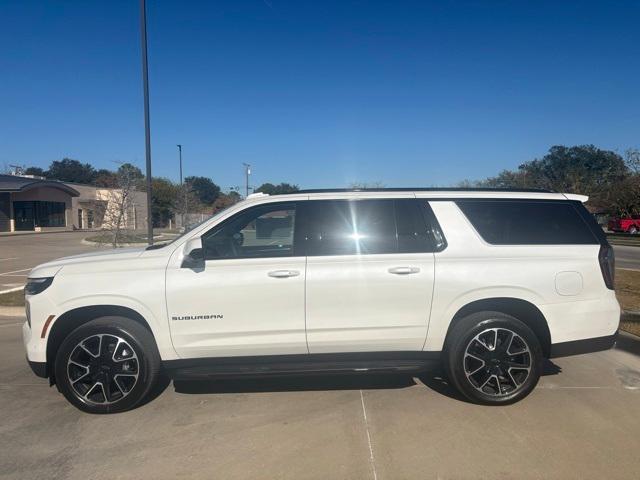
163,351,441,379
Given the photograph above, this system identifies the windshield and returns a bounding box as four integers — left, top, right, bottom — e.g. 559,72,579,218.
145,204,237,250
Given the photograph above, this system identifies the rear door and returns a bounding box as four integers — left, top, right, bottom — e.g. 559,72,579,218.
302,198,441,353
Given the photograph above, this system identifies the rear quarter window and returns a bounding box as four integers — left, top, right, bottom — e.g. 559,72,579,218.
456,200,599,245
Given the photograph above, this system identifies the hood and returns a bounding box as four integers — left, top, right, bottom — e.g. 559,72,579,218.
29,247,147,278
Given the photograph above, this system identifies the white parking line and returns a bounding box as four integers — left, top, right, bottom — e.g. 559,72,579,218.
0,258,19,262
0,268,31,276
359,390,378,480
0,286,24,294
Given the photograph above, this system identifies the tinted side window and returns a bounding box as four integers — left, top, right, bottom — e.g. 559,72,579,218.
456,200,598,245
303,200,396,256
202,202,297,259
395,199,440,253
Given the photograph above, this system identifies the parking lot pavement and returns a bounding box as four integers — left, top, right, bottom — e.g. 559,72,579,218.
613,245,640,271
0,232,107,293
0,316,639,480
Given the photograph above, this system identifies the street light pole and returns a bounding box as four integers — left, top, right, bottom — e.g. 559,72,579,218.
140,0,153,245
243,163,251,198
177,144,185,227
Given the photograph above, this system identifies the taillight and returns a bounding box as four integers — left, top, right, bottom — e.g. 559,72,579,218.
598,244,615,290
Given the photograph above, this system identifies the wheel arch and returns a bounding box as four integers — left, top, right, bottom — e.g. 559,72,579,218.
46,305,155,384
443,297,552,357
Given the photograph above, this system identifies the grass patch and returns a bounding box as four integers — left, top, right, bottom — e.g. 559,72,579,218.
85,232,149,245
0,289,25,307
614,269,640,337
615,269,640,312
620,314,640,337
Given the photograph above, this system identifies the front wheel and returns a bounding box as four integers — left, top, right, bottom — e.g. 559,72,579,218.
444,311,543,405
54,316,161,414
629,226,638,235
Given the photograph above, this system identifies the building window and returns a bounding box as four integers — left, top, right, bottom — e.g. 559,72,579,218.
13,201,66,229
36,201,66,227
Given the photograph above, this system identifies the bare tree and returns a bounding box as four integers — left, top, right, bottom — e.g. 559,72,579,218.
625,148,640,174
100,164,142,247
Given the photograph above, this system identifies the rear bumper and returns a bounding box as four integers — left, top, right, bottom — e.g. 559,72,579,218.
549,332,618,358
27,356,47,378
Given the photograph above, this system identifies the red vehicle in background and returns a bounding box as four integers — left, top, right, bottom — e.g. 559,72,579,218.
608,216,640,234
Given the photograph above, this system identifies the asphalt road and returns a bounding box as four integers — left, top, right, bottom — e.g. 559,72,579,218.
1,233,639,294
0,232,107,293
1,314,639,479
613,245,640,270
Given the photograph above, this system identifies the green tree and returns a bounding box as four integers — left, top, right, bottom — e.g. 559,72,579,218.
479,145,629,208
185,176,221,205
212,191,242,213
117,163,144,189
151,177,178,227
94,169,118,188
255,182,300,195
24,166,46,177
46,158,96,184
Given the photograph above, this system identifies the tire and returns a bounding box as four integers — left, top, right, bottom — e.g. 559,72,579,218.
444,311,543,405
629,226,638,235
54,316,161,414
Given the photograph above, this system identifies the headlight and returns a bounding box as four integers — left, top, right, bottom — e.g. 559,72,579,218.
24,277,54,296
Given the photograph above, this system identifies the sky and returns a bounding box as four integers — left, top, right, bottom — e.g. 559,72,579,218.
1,0,639,190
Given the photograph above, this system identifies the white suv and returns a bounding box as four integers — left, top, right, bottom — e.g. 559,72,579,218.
23,188,620,413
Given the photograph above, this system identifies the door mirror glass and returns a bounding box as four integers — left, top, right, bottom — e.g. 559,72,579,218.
181,237,204,268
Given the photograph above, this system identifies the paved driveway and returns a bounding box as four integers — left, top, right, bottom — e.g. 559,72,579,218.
1,314,639,479
0,232,108,293
614,245,640,271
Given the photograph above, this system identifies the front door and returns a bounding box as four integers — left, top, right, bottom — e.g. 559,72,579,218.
13,201,35,231
301,199,438,353
166,201,307,358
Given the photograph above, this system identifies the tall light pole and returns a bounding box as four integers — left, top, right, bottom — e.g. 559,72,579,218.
177,144,185,227
140,0,153,245
243,163,251,198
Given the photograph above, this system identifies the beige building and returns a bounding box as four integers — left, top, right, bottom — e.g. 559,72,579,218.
69,183,148,231
0,174,147,233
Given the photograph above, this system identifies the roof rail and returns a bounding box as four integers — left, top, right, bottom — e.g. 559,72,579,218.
294,187,554,194
246,192,269,199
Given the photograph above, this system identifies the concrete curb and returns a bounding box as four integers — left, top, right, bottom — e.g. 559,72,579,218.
81,233,175,248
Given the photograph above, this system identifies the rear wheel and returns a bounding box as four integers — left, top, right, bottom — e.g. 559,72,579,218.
629,226,638,235
444,311,543,405
54,316,160,414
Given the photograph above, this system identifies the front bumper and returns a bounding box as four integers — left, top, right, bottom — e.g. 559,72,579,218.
549,331,618,358
27,356,47,378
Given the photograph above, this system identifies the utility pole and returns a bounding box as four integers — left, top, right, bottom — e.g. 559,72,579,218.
243,163,251,198
177,144,185,227
140,0,153,245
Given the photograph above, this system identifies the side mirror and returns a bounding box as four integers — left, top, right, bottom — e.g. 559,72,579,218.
181,237,205,269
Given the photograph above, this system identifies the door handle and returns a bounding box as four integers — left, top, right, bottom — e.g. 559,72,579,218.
388,266,420,275
268,270,300,278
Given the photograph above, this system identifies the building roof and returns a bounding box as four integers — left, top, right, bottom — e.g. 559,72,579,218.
0,174,80,197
